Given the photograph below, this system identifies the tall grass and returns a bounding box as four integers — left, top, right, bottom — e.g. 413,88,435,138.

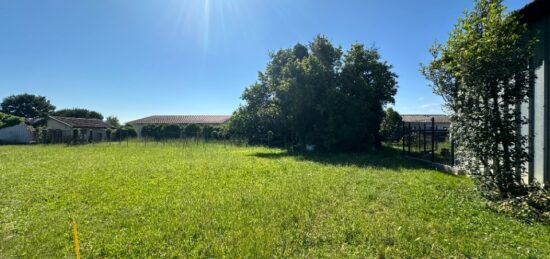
0,143,548,257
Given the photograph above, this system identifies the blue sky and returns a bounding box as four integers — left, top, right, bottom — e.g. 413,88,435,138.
0,0,530,122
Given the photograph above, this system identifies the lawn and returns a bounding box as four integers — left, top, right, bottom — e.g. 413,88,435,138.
1,142,549,258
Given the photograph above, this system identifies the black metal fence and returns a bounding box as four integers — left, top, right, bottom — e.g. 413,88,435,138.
401,118,456,166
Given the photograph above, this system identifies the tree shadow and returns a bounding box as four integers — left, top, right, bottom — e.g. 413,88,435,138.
251,147,440,172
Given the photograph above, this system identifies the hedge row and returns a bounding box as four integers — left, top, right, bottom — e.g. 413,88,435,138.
141,124,227,140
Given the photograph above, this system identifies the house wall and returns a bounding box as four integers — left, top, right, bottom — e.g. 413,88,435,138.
132,124,144,138
0,124,34,144
526,14,550,185
406,122,450,130
46,118,107,142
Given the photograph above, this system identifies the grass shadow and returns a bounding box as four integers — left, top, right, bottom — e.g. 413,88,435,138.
251,147,436,172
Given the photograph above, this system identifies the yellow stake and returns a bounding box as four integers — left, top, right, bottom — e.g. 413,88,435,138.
72,221,81,259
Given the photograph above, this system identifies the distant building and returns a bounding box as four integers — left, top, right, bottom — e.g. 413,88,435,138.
127,115,231,138
401,114,450,130
0,124,34,144
519,0,549,185
46,116,114,143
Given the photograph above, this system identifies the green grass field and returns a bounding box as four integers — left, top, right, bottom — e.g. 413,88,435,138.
1,142,549,258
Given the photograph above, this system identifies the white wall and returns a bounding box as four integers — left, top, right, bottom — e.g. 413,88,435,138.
0,124,33,144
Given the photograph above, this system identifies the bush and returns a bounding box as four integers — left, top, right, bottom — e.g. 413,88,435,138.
0,112,23,129
202,125,214,140
185,124,201,138
163,124,182,139
114,126,137,140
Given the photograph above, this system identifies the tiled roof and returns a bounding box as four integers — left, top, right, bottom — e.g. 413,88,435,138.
127,115,231,125
49,116,114,129
402,114,450,124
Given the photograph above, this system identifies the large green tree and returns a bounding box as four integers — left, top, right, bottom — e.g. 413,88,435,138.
52,108,104,120
230,35,398,151
0,94,56,118
422,0,533,198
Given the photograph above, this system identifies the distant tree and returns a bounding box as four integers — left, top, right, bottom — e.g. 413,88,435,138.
105,116,121,128
53,108,103,120
421,0,533,198
380,108,403,143
0,93,55,118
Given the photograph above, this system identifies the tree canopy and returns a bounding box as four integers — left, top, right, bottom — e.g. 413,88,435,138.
52,108,104,120
105,116,121,128
0,94,56,118
230,35,398,151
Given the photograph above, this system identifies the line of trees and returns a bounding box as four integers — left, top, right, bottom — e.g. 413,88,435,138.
229,35,398,152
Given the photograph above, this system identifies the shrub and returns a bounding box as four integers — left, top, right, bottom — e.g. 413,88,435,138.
185,124,201,138
163,124,182,139
202,125,214,140
114,126,137,140
0,112,23,129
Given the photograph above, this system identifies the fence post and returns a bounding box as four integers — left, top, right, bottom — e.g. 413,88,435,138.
402,122,405,156
417,126,421,150
423,123,427,152
431,117,435,162
408,123,412,155
451,136,455,167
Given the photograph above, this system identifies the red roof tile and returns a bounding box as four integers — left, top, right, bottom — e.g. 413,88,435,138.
49,116,114,129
